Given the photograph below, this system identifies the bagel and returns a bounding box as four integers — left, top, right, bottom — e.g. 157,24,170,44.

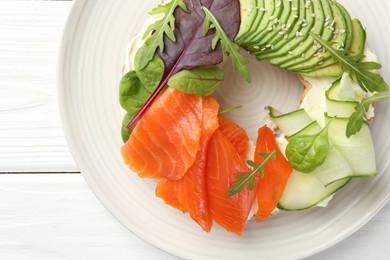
119,0,386,234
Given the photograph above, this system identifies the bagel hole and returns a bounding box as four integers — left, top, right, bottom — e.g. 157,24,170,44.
215,54,303,141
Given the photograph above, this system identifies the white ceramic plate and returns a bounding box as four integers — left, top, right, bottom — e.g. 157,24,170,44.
58,0,390,259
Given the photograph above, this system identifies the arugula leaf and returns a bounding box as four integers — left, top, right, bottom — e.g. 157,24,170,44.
346,94,390,138
227,149,276,197
168,66,224,96
286,120,332,173
310,32,388,93
138,0,188,69
126,0,241,129
202,7,251,82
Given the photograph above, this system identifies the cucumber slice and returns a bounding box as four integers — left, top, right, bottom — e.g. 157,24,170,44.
327,116,377,178
325,80,359,118
278,170,350,211
267,106,314,136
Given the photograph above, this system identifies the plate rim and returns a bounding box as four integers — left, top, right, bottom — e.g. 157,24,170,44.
57,0,390,259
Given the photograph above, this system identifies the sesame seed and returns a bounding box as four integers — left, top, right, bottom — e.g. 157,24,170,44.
302,53,305,58
266,44,272,48
333,29,339,34
276,1,281,7
259,7,266,12
293,15,299,19
287,24,291,28
261,47,267,51
292,7,298,11
288,51,294,55
324,21,329,27
340,29,346,34
311,13,316,17
271,45,275,50
325,17,330,22
302,23,308,27
341,41,345,47
331,19,336,27
310,27,316,32
267,26,273,31
269,16,275,20
328,26,335,31
279,31,286,35
284,34,289,39
318,61,324,65
253,46,260,49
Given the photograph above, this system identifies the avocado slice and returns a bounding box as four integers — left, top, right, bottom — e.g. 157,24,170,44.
242,0,285,48
281,0,334,68
247,0,300,54
245,0,290,51
238,0,272,47
288,0,351,72
255,0,305,60
235,0,265,44
234,0,258,43
268,0,318,65
300,18,366,77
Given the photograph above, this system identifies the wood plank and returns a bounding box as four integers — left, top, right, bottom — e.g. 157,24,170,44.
0,1,77,172
0,174,175,260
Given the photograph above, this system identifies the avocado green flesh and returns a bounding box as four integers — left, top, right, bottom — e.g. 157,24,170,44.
289,1,352,72
270,0,322,66
239,0,273,47
244,0,289,50
281,0,333,69
263,3,314,61
234,0,264,45
255,0,306,59
234,0,258,43
298,18,365,77
234,0,367,78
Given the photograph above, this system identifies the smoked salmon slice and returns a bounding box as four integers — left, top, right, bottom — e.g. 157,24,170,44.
155,95,219,232
121,88,204,180
207,130,256,235
254,126,293,222
218,116,249,159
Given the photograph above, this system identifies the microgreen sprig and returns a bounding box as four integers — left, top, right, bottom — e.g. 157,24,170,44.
138,0,188,69
227,149,276,197
202,6,251,83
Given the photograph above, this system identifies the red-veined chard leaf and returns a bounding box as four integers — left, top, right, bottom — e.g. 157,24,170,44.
127,0,240,129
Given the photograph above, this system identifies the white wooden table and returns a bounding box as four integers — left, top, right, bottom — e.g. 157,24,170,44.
1,1,390,259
